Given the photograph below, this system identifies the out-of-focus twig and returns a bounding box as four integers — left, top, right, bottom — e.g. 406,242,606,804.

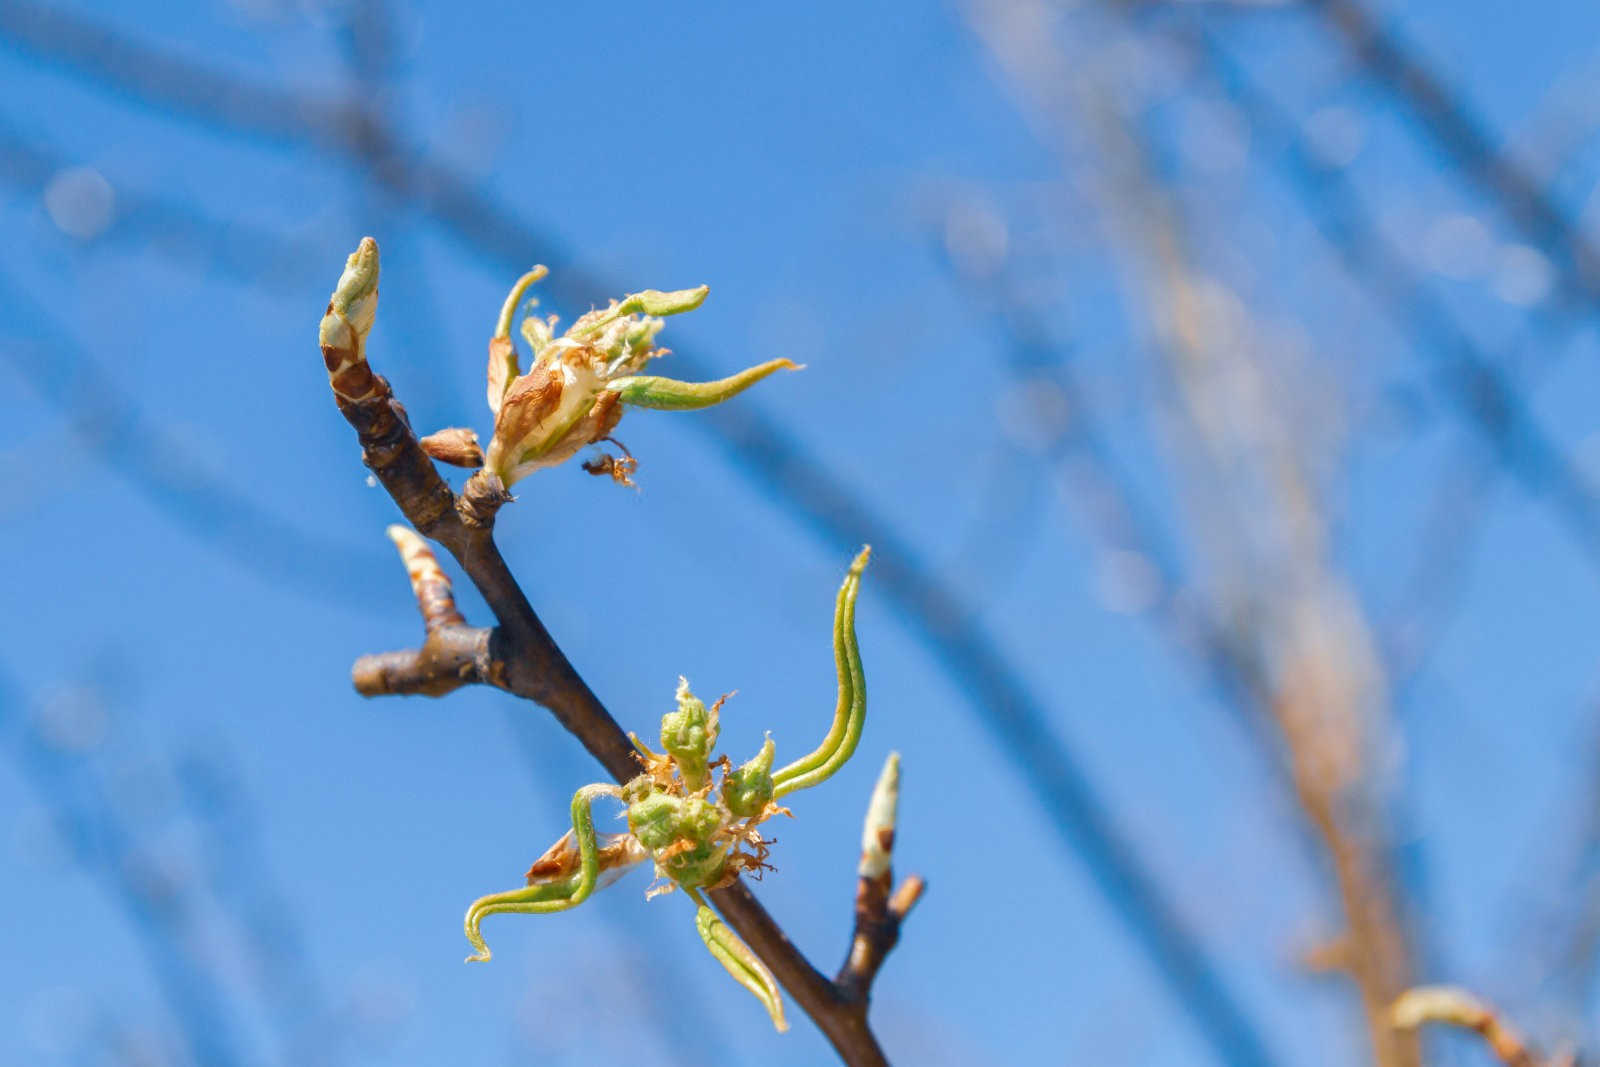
0,264,390,608
0,668,246,1067
1391,986,1544,1067
1170,24,1600,572
1308,0,1600,305
967,3,1419,1063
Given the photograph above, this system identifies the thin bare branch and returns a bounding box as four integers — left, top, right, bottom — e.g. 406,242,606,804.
325,241,894,1066
964,6,1418,1062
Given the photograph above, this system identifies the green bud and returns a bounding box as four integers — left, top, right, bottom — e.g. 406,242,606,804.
320,237,382,401
722,735,776,818
660,677,719,791
677,795,723,843
627,792,684,851
331,237,380,339
661,839,728,889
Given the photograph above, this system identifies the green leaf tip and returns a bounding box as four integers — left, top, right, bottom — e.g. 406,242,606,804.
772,548,870,797
606,357,800,411
630,285,709,317
494,265,549,339
695,903,788,1032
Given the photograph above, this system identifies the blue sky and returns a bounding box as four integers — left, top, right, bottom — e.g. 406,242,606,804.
5,1,1600,1064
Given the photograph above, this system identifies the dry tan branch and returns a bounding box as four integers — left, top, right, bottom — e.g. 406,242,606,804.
1391,986,1542,1067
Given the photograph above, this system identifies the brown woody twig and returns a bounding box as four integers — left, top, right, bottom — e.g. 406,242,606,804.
350,526,496,697
321,237,908,1065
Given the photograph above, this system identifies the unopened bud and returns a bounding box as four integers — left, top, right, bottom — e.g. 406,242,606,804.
661,677,719,791
723,735,776,818
419,427,484,468
627,792,684,851
320,237,381,400
859,752,900,879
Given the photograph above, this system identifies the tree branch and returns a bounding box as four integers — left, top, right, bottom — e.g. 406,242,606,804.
350,627,495,697
324,240,897,1064
350,525,498,696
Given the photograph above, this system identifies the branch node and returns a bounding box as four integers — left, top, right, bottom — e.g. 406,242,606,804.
457,469,511,528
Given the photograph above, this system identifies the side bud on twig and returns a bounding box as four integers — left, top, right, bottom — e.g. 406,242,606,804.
386,524,464,631
419,427,484,469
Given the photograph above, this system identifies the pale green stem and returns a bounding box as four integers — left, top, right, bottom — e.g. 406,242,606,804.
772,547,870,797
687,888,788,1032
605,358,799,410
463,783,616,962
494,266,549,339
